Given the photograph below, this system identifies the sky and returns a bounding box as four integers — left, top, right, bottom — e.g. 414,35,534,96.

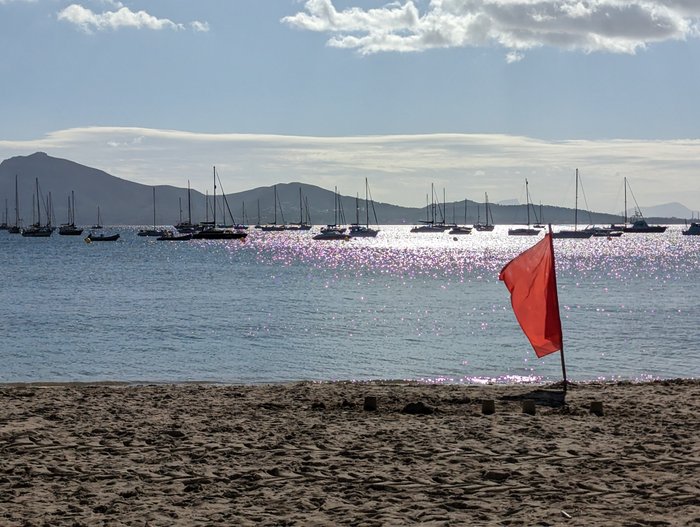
1,0,699,214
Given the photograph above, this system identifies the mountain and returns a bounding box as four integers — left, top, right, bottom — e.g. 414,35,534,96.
0,152,689,226
629,202,694,220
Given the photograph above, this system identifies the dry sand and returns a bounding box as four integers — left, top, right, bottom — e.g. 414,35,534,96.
0,380,698,526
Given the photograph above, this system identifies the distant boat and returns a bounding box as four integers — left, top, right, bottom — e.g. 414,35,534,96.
0,198,8,230
59,190,83,236
448,199,472,235
508,180,540,236
552,169,593,239
137,187,165,237
192,166,247,240
473,192,495,232
682,220,700,236
8,175,21,234
411,184,448,233
313,229,350,241
614,177,667,233
22,178,52,237
157,229,193,241
286,188,312,231
318,186,348,235
91,206,103,230
85,231,120,242
349,179,379,237
260,185,287,231
174,181,196,233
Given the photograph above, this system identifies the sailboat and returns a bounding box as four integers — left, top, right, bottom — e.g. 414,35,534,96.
260,185,286,231
59,191,83,235
682,216,700,236
349,178,379,237
192,166,247,240
615,177,667,233
285,187,312,231
137,187,165,236
552,169,593,239
8,175,21,234
473,193,495,231
0,198,8,230
21,178,52,237
508,180,540,236
175,181,196,233
86,209,119,241
411,184,448,232
315,187,350,240
92,206,103,229
449,198,472,235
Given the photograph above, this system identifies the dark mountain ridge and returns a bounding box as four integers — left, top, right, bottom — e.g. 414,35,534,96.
0,152,687,226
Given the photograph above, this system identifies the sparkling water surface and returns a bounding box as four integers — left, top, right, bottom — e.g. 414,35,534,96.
1,226,698,384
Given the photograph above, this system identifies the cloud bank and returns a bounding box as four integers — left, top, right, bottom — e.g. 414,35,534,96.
57,3,209,33
1,127,698,214
282,0,700,59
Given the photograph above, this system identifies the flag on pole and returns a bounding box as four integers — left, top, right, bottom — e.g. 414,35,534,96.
499,232,563,358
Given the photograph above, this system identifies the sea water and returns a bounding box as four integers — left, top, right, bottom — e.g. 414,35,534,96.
1,226,698,384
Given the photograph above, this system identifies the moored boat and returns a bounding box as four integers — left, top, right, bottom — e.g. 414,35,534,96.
682,221,700,236
86,231,120,242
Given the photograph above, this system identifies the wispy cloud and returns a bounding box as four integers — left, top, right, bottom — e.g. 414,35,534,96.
1,126,698,213
57,3,209,33
282,0,700,59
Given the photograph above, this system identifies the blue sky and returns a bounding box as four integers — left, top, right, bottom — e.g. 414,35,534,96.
1,0,700,214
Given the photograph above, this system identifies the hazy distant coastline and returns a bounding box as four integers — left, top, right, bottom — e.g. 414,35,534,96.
0,152,693,226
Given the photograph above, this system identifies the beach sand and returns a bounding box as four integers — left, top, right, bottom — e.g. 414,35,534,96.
0,380,698,526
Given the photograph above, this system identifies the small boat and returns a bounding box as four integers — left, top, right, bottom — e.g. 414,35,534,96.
473,193,495,231
191,166,247,240
137,187,166,237
86,232,120,242
448,199,472,235
508,180,540,236
313,229,350,241
615,177,667,233
157,230,192,241
8,175,21,234
59,191,83,235
682,221,700,236
411,185,448,233
92,206,103,230
174,181,196,233
0,198,9,230
285,188,313,231
349,179,379,237
552,169,593,239
22,178,52,237
260,185,287,231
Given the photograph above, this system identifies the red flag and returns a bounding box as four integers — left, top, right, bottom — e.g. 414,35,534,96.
499,233,563,358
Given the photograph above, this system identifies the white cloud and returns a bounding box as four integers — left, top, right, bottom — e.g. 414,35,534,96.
282,0,700,59
1,126,699,214
57,4,208,33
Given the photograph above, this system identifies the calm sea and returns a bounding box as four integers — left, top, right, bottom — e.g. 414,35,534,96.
1,225,698,384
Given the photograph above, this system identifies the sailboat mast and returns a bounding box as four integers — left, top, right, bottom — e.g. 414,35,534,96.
152,187,156,229
525,179,531,226
213,166,217,227
365,178,370,227
624,176,628,224
14,175,19,227
574,169,579,230
187,180,192,224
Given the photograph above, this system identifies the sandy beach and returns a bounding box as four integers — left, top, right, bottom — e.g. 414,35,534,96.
0,380,698,526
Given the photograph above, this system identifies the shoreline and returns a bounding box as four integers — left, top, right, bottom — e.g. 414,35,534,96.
1,379,698,525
